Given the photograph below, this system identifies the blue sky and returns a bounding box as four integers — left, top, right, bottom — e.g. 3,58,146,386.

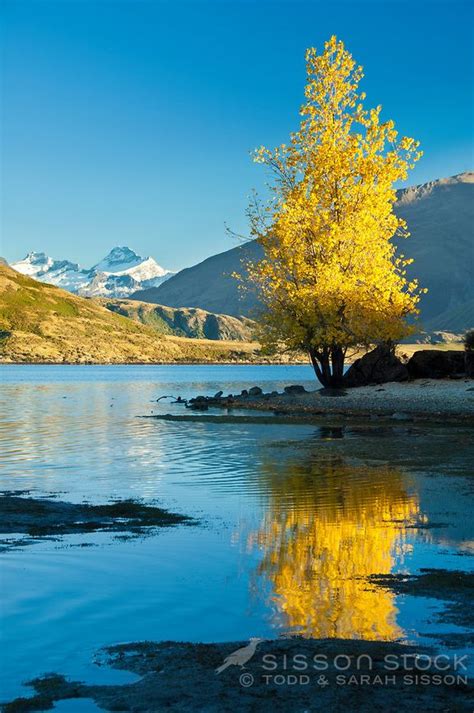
2,0,473,270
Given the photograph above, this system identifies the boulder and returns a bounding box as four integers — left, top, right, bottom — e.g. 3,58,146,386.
214,391,223,399
406,350,465,379
189,401,208,410
284,385,307,395
343,345,409,387
240,389,249,397
248,386,263,396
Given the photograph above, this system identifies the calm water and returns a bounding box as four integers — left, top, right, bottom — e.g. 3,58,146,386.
0,365,473,703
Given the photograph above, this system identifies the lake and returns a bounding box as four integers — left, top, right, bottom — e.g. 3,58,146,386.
0,364,472,703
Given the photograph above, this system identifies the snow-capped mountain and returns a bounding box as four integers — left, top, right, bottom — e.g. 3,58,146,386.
92,247,170,282
11,247,173,298
11,253,92,292
11,252,54,276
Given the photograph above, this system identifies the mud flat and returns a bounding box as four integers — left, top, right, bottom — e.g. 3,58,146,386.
368,569,474,647
2,636,472,712
0,493,194,551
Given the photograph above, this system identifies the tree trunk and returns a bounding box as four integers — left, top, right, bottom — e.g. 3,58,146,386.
309,346,345,388
308,349,326,386
330,346,345,388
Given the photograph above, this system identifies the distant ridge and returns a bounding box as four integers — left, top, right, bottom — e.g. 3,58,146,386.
395,172,473,328
132,240,262,317
396,172,474,205
133,173,474,332
95,298,255,341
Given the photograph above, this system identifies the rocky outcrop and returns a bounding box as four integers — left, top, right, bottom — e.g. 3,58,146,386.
406,350,465,379
343,345,409,387
284,385,307,395
345,347,467,386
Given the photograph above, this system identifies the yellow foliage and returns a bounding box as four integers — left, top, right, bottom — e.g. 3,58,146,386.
242,36,424,385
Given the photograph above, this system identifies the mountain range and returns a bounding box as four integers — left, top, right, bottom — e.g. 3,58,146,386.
12,246,173,298
132,173,474,333
9,173,474,334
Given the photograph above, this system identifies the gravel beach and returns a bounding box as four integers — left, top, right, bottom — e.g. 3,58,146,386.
203,379,474,421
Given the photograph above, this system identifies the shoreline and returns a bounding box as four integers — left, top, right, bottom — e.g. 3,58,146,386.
0,343,464,367
180,379,474,422
0,360,310,366
4,636,472,712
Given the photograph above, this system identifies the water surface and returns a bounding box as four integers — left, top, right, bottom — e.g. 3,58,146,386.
0,365,472,701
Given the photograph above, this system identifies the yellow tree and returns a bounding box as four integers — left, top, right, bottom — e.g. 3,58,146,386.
243,36,424,387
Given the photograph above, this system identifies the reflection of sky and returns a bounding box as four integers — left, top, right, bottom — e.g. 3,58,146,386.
0,365,472,699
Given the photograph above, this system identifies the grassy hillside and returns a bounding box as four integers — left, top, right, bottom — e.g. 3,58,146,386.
95,298,255,341
0,264,461,365
0,264,264,364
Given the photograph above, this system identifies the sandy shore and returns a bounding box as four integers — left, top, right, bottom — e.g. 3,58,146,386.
188,379,474,421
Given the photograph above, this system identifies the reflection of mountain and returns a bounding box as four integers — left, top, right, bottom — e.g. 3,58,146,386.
247,454,421,640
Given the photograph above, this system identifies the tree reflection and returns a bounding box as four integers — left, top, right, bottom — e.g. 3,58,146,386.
247,450,422,640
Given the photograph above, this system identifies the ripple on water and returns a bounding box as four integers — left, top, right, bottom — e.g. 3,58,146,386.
0,364,473,700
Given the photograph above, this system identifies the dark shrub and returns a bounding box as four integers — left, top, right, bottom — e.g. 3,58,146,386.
464,329,474,351
464,330,474,377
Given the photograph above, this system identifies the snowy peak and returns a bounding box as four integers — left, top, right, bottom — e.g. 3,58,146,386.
12,246,173,298
13,252,55,276
13,252,80,274
92,248,169,281
93,246,144,272
25,251,50,263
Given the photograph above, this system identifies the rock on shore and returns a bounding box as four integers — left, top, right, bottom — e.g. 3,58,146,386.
184,380,473,420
